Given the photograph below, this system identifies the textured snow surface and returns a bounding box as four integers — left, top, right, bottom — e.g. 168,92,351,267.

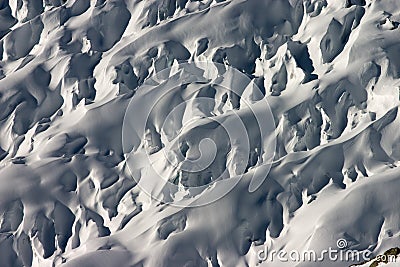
0,0,400,266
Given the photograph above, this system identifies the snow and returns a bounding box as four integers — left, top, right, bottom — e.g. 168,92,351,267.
0,0,399,266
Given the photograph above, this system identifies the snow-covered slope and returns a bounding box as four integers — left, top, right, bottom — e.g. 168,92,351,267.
0,0,400,266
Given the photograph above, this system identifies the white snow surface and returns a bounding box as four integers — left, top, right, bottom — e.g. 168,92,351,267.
0,0,400,267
